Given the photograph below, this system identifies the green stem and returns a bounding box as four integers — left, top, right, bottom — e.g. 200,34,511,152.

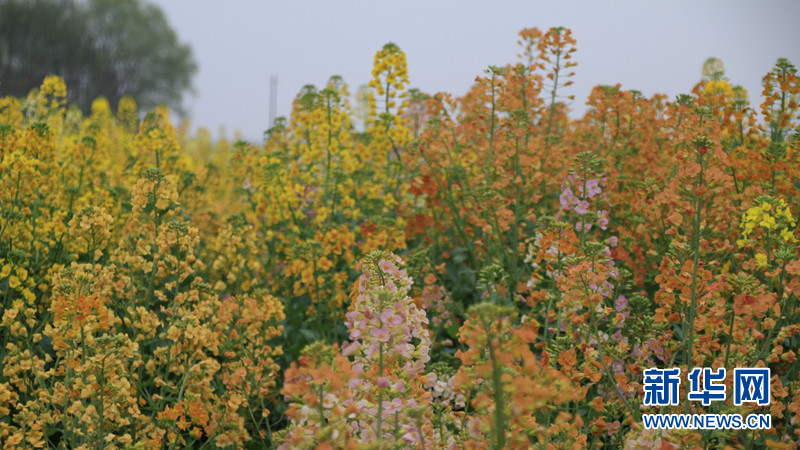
545,48,562,151
318,385,326,425
683,151,705,413
722,295,736,370
486,72,497,184
486,326,506,450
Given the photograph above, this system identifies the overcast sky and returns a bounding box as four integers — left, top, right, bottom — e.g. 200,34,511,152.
147,0,800,142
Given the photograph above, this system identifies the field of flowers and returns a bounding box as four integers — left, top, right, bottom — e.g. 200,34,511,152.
1,26,799,448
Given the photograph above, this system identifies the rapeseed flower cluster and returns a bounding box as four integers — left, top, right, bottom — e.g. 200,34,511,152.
739,196,796,246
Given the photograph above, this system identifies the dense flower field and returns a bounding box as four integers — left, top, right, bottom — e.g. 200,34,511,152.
1,27,800,448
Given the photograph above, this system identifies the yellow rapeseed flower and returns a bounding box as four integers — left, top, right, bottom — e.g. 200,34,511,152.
740,196,795,243
755,253,768,268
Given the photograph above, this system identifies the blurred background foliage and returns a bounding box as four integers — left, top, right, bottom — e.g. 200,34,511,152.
0,0,196,115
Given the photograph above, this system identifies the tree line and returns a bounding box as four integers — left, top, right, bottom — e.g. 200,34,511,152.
0,0,196,114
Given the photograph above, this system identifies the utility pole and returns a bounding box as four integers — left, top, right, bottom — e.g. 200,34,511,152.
269,75,277,127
